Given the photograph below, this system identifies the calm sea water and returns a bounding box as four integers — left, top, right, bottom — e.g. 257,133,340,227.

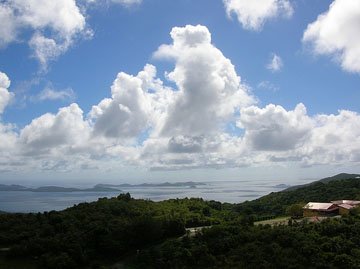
0,179,310,213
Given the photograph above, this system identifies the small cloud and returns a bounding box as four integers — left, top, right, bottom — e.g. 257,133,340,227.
87,0,142,7
80,163,99,170
29,33,69,72
111,0,142,6
257,81,279,92
37,86,76,102
223,0,294,31
41,160,71,172
267,53,283,72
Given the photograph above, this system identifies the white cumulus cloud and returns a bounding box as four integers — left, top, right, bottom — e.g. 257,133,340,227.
0,71,14,115
0,0,87,68
302,110,360,165
238,103,313,151
89,64,172,140
0,0,144,69
0,123,18,151
154,25,255,137
303,0,360,74
0,4,18,48
223,0,293,31
0,72,18,161
20,103,91,155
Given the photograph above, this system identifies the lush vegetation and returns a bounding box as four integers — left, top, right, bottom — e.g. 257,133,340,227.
1,176,360,268
0,194,236,268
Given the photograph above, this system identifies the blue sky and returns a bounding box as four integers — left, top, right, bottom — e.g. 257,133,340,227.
0,0,359,184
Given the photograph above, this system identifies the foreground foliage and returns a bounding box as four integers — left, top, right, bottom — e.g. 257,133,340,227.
0,194,234,268
132,217,360,269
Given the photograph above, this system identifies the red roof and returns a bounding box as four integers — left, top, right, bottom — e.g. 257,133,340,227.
303,202,337,211
331,200,360,206
338,204,354,210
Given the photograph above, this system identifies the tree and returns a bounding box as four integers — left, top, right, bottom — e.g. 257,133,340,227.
286,203,305,219
117,192,132,201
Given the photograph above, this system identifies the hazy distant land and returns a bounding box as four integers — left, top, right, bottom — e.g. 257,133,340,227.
0,181,206,193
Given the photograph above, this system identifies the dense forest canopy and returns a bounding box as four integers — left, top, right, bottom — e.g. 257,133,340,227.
133,217,360,269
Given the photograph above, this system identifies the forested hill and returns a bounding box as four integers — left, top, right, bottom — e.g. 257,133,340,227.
0,194,236,268
285,173,360,191
235,176,360,217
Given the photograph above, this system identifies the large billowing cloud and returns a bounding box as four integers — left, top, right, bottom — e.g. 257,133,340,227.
89,64,168,139
126,24,255,170
1,25,360,174
223,0,293,31
303,0,360,74
90,78,148,139
154,25,255,136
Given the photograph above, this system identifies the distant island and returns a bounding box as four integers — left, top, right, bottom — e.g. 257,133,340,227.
273,183,291,189
0,181,207,193
0,184,121,193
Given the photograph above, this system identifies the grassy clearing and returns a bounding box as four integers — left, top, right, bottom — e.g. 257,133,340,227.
254,217,290,226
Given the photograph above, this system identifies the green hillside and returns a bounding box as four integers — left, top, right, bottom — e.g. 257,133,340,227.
319,173,360,183
285,173,360,191
235,176,360,217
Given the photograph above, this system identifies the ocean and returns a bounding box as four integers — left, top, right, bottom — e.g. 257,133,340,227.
0,179,311,213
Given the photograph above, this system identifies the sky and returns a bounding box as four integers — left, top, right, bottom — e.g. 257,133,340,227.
0,0,360,185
